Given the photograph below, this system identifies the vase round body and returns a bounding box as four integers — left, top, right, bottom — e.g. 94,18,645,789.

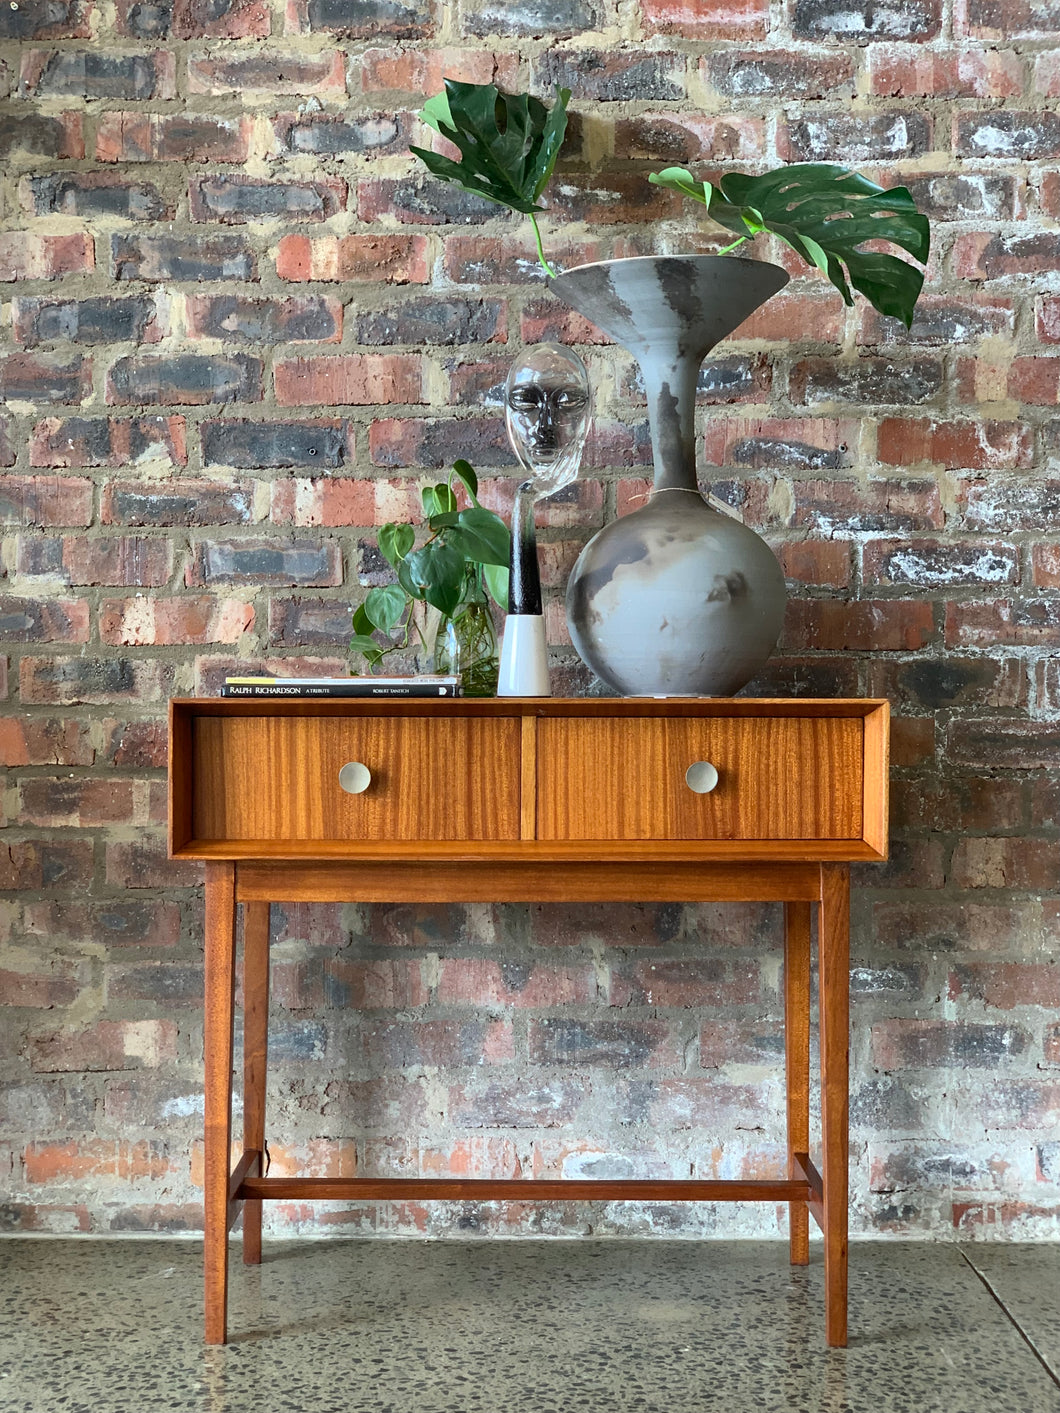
549,255,790,697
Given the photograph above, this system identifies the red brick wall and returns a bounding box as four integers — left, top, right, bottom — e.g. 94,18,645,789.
3,0,1060,1239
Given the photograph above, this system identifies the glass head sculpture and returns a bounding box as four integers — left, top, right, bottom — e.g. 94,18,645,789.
498,342,592,697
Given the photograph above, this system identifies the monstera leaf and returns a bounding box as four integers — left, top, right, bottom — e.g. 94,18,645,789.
649,163,930,327
410,80,570,274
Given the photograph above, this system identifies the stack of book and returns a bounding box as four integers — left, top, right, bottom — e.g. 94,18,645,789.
221,675,461,698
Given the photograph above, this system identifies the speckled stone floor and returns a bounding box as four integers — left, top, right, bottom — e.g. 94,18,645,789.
0,1239,1057,1413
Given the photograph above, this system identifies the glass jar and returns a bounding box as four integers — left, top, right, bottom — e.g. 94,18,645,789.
432,567,499,697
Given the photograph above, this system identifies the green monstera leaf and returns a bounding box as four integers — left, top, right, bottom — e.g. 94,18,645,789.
410,80,570,275
649,163,930,327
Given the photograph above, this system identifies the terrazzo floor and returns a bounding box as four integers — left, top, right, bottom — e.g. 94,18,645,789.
1,1238,1057,1413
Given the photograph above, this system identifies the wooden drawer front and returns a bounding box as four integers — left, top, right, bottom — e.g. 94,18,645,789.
537,717,863,841
192,715,521,842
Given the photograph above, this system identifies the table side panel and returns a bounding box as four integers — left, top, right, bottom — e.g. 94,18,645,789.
191,714,522,842
537,716,864,841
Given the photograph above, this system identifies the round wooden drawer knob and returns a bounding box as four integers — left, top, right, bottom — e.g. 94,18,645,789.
685,761,719,794
338,762,372,795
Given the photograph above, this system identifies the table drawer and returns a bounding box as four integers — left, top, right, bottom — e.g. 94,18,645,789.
192,715,521,842
536,716,864,841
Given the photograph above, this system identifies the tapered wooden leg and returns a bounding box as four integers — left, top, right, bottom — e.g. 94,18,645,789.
204,862,237,1345
242,902,270,1266
784,901,811,1266
819,864,850,1348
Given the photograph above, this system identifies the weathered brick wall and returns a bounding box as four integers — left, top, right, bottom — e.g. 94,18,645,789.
3,0,1060,1240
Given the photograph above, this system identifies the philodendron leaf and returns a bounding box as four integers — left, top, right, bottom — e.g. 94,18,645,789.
378,521,415,568
649,162,930,327
363,584,407,634
403,541,466,617
410,79,570,217
450,458,479,504
483,562,509,609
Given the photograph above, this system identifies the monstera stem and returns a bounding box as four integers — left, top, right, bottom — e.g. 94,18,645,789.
530,213,556,278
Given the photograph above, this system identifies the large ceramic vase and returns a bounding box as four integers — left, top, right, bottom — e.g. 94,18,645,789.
549,255,789,697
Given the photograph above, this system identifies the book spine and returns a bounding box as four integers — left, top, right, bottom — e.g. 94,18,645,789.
220,684,460,698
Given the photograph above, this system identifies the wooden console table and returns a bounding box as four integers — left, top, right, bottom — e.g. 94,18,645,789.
169,696,888,1347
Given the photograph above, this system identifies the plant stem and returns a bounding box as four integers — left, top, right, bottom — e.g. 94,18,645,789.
716,234,750,257
529,213,556,278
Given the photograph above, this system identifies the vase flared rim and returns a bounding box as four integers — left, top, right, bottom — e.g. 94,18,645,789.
549,253,787,283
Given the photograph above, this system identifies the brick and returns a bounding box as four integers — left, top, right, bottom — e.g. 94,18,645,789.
872,1019,1029,1069
782,599,934,651
97,717,169,767
30,415,186,469
528,1018,677,1069
620,1078,767,1130
518,299,614,347
287,0,435,36
370,416,514,468
776,540,851,588
101,479,253,526
115,0,268,35
20,172,173,222
900,170,1017,222
188,49,345,94
276,233,429,283
0,0,92,37
538,48,684,101
274,354,423,407
100,595,254,645
957,110,1060,160
952,963,1060,1014
0,596,89,643
20,655,174,704
270,476,374,524
965,480,1060,535
360,46,516,94
353,297,506,346
863,538,1018,588
18,49,176,99
1038,296,1060,344
111,232,255,282
1042,172,1060,217
14,297,161,349
868,45,1022,96
96,113,251,163
443,235,603,285
25,1020,178,1073
436,958,595,1006
107,354,262,406
642,0,768,39
273,110,407,156
202,418,352,469
793,0,939,37
731,292,845,344
792,478,943,533
1033,543,1060,587
946,598,1060,648
0,716,94,766
874,900,1042,954
878,418,1032,471
186,538,342,586
0,475,91,525
1035,51,1060,97
0,354,91,406
0,111,83,159
790,356,943,407
24,898,180,947
0,838,93,890
703,417,858,471
357,173,502,225
704,48,853,99
362,1018,512,1067
614,113,764,165
186,294,341,344
19,775,133,827
465,0,598,34
951,837,1060,891
548,172,681,225
610,958,759,1007
189,174,345,224
106,836,201,888
877,656,1029,715
958,0,1060,39
1002,357,1060,406
17,534,173,587
781,113,931,163
442,357,509,406
955,232,1060,280
269,597,353,644
0,232,93,281
860,293,1015,347
623,354,771,406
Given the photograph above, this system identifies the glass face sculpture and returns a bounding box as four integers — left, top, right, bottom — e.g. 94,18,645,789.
505,342,591,503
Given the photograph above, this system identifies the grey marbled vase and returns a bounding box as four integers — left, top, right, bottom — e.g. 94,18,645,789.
548,255,790,697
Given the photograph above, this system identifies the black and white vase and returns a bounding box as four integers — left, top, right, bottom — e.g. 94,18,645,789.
548,255,789,698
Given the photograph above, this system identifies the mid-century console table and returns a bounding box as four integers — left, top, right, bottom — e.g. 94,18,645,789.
169,696,889,1347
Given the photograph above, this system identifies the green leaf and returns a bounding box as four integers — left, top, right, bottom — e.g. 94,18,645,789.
450,458,479,504
349,633,381,656
411,80,570,219
422,482,458,518
651,161,931,327
403,541,466,617
378,521,415,568
454,506,510,566
483,562,510,609
364,584,407,633
352,604,374,637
